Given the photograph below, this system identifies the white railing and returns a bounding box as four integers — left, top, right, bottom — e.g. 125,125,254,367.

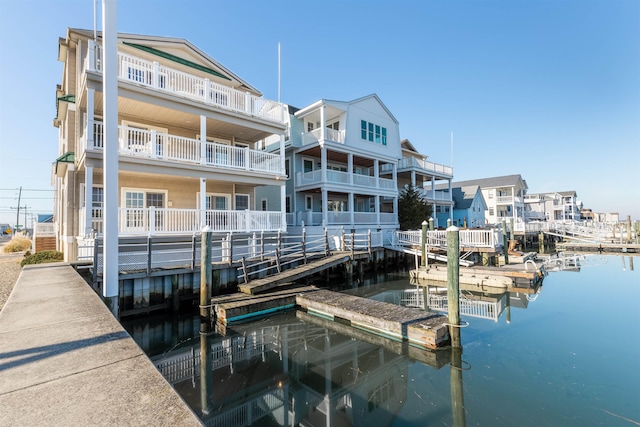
86,207,283,235
296,170,393,190
395,229,502,249
419,189,452,202
90,44,284,124
301,128,345,145
397,157,453,177
87,122,282,175
496,196,514,204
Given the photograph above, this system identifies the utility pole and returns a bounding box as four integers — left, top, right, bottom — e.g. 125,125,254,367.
15,186,22,235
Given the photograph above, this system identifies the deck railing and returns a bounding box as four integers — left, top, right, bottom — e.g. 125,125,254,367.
394,229,502,249
296,170,395,189
396,157,453,177
88,43,284,124
87,121,283,175
301,127,346,145
84,207,283,236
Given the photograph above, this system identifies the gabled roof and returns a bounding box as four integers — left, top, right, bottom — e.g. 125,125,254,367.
294,93,399,124
66,28,261,95
451,174,527,190
558,190,577,197
401,139,418,152
451,185,484,210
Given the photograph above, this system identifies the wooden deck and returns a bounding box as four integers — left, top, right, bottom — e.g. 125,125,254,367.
238,251,368,295
297,289,450,349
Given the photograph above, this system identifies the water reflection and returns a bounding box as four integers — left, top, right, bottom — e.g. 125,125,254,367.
144,312,463,426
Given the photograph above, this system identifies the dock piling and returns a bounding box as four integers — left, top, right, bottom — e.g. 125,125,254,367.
447,225,461,348
200,226,212,318
421,220,428,267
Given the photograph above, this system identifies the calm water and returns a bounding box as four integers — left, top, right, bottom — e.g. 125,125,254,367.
123,254,640,426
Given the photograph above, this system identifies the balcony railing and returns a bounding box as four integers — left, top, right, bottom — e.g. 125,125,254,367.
84,207,284,235
296,170,395,190
86,121,282,175
397,157,452,177
301,128,346,145
87,43,284,124
419,189,452,202
291,210,397,227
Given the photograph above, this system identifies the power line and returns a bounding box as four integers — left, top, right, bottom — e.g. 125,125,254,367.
0,188,55,192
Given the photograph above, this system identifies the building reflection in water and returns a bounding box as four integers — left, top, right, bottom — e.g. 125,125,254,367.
142,311,460,427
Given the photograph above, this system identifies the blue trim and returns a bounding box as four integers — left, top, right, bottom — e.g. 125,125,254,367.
225,304,296,324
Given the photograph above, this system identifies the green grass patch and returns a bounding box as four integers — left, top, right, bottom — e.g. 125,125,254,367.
21,251,64,267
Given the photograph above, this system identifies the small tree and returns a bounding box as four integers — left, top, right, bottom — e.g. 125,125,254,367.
398,185,432,230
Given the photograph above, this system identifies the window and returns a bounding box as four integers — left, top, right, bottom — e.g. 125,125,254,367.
123,189,166,230
92,187,104,208
235,194,249,211
285,158,290,178
305,195,313,211
303,159,314,173
261,199,268,211
360,120,387,145
307,122,314,132
489,207,495,215
286,196,291,213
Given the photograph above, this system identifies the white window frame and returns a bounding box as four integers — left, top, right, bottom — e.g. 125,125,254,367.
305,195,313,211
235,193,250,211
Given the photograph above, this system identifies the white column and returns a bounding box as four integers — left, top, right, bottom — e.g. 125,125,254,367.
88,39,96,72
102,0,119,316
200,115,207,165
320,105,326,142
411,170,416,187
322,189,328,227
200,178,207,229
348,192,354,226
87,88,95,149
85,166,93,236
393,195,399,225
433,176,437,199
392,163,398,190
321,146,327,183
375,194,380,226
279,134,285,173
348,153,353,185
374,159,379,188
280,182,286,232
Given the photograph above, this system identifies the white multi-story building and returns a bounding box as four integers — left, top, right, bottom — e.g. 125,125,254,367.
53,29,287,260
525,190,582,221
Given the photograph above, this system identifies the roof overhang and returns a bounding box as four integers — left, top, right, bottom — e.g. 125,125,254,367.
55,152,75,177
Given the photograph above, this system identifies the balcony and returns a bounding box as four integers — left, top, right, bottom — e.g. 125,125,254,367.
418,189,452,203
85,121,283,175
82,207,284,236
495,195,523,205
290,211,397,227
296,170,395,190
85,43,285,125
396,157,452,177
301,128,345,146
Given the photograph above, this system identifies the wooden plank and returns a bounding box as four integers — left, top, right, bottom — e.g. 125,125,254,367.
297,289,449,349
238,253,354,295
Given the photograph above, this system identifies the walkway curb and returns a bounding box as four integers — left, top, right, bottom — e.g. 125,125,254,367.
0,263,202,427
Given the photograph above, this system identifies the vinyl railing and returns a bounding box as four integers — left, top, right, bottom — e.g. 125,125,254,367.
394,229,502,249
301,127,346,145
89,43,285,124
297,170,395,189
397,157,453,176
87,121,283,175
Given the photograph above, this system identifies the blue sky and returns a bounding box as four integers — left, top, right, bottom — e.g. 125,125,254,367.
0,0,638,226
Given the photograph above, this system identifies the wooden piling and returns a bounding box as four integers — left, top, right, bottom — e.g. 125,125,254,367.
200,227,212,318
447,225,461,348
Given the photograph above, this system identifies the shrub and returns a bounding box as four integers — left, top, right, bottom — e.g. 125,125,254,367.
2,236,32,253
21,251,64,267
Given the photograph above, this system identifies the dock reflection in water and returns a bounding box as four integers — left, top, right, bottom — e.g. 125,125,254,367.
147,312,463,427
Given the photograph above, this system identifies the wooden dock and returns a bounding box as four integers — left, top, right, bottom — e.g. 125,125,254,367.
417,262,545,286
556,242,639,254
238,251,368,295
212,285,318,324
297,290,449,349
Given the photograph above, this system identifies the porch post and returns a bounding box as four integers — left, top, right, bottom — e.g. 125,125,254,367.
200,178,207,229
348,192,354,226
373,159,379,188
102,0,119,317
87,88,95,149
375,195,380,226
85,166,93,236
411,170,416,187
320,105,326,142
348,153,353,185
280,183,286,232
321,146,327,183
393,195,399,226
433,176,437,199
200,115,207,165
88,39,96,72
322,189,328,227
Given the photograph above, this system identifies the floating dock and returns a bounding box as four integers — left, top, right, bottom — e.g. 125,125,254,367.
556,242,639,254
297,289,449,349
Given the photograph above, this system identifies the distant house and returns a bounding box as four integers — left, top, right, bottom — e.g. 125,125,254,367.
433,184,486,227
450,174,528,225
525,190,582,221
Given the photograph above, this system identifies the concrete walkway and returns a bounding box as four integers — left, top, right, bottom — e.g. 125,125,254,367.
0,263,202,427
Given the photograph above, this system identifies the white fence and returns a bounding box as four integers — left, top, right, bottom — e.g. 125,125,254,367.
394,229,502,249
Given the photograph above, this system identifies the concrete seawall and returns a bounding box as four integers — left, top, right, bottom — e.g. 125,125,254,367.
0,263,202,427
